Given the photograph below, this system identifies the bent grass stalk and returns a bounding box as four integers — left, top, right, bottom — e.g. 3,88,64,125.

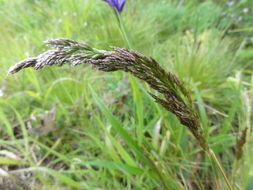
8,39,233,190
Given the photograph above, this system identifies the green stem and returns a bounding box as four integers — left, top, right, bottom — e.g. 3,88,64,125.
113,9,132,49
207,148,234,190
113,9,145,145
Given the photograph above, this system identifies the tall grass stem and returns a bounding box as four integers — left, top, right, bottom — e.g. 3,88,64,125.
113,9,132,49
208,148,234,190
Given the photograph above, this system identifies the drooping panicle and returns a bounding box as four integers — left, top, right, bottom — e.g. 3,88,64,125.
8,38,207,149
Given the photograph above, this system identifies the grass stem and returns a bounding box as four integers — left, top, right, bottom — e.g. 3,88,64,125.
207,148,234,190
113,9,132,49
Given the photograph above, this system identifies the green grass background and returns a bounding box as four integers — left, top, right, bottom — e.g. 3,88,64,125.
0,0,252,189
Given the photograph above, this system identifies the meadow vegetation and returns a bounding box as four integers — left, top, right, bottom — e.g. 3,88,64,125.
0,0,252,189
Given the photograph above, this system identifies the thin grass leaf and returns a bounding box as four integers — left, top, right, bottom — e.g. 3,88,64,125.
13,167,86,189
0,109,15,140
89,86,150,166
193,85,209,138
82,160,144,176
97,119,137,167
30,137,70,164
0,157,25,165
129,75,144,145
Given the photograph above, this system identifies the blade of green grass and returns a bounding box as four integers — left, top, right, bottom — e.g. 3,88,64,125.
129,76,144,145
89,85,150,166
96,117,137,167
82,160,144,176
13,167,87,189
0,157,25,165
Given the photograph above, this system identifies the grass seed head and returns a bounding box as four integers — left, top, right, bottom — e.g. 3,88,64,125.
8,38,207,149
235,127,248,160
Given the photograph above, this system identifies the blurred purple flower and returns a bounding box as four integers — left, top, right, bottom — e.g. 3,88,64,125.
102,0,126,13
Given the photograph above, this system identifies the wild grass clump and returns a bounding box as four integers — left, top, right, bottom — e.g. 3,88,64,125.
163,30,238,108
9,38,236,189
1,0,253,189
9,39,207,149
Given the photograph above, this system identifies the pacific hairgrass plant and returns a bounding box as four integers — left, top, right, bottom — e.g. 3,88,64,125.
1,0,253,189
9,38,234,190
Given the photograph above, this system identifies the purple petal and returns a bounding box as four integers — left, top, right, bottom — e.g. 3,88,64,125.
102,0,113,5
117,0,126,12
102,0,126,13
